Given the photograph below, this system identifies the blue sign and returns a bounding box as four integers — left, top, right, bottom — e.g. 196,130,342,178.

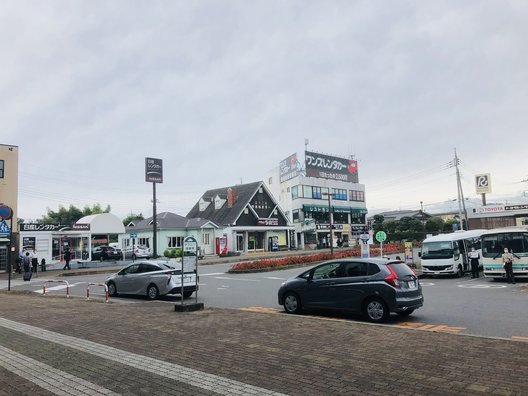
130,233,137,238
0,219,11,236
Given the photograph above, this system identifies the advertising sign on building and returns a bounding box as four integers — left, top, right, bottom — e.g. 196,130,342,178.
305,151,358,182
279,153,300,183
145,157,163,183
475,174,492,194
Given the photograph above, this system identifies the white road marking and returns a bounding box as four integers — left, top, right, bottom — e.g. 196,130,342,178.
0,317,285,396
214,276,260,282
34,282,84,294
264,277,287,280
0,344,119,396
200,272,225,276
457,284,507,289
419,282,435,286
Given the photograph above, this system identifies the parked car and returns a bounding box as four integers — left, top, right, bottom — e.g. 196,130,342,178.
277,258,423,323
124,244,151,260
105,260,197,300
92,246,122,261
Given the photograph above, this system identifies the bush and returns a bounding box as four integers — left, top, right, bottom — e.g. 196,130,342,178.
228,242,406,272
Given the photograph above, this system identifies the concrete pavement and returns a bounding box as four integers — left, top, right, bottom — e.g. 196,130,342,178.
0,291,527,395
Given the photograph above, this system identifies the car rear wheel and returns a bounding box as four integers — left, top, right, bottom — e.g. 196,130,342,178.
283,292,302,314
146,284,159,300
396,309,415,317
364,298,389,323
107,282,118,297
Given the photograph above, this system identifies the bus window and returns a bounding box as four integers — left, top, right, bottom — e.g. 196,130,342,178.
421,241,453,259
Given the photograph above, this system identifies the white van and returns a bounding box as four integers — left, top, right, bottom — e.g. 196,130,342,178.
419,230,485,277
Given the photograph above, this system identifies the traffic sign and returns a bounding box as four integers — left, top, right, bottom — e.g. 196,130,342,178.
375,231,387,243
0,220,11,236
359,233,370,241
130,233,137,238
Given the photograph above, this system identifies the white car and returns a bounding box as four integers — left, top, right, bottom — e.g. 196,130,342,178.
124,244,151,260
105,260,197,300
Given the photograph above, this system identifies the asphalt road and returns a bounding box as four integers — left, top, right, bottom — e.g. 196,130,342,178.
4,263,527,340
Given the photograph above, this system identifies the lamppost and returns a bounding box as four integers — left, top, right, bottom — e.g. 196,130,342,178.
322,192,334,256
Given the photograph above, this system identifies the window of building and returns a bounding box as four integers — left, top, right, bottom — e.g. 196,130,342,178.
312,187,322,199
292,209,300,222
332,188,347,201
268,177,273,185
349,190,365,202
303,185,312,198
168,236,183,248
0,160,4,178
138,238,150,248
291,185,298,200
202,234,210,245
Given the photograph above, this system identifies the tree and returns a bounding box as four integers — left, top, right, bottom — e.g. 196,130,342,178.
425,217,445,235
372,214,385,234
123,213,144,226
40,204,111,224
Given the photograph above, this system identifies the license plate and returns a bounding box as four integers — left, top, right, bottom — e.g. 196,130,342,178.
407,280,416,288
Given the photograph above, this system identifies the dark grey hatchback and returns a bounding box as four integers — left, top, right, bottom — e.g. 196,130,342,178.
277,259,423,323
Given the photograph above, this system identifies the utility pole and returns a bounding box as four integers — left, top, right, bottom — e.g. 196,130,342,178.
449,149,469,231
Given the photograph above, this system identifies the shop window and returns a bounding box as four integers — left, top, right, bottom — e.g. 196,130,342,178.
293,210,300,222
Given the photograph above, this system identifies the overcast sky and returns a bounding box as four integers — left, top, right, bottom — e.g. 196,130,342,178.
3,1,528,221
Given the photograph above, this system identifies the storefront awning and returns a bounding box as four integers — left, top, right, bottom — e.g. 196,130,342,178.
302,204,367,214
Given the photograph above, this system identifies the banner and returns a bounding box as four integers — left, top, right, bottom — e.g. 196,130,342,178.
305,151,358,182
279,153,300,182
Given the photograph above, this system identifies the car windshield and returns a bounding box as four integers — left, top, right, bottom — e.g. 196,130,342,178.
421,241,453,259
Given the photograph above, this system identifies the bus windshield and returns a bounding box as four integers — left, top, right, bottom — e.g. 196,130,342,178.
421,241,453,259
482,232,528,258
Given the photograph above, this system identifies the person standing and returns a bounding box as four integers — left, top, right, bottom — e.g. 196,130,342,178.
502,248,515,284
31,249,38,275
468,247,480,278
23,252,32,281
63,248,72,270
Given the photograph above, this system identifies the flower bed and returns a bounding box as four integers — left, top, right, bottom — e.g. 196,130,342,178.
228,242,405,273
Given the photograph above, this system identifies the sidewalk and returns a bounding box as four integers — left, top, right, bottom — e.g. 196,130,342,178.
0,292,526,395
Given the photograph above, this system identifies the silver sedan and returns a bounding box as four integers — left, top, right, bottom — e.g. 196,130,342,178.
105,260,197,300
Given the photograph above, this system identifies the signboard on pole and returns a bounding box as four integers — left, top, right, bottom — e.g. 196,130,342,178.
475,174,491,194
145,157,163,183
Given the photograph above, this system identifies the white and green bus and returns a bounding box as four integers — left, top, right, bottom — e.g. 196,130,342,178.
481,226,528,279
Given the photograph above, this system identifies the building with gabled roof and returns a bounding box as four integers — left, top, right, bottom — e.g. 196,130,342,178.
187,181,293,253
120,211,219,256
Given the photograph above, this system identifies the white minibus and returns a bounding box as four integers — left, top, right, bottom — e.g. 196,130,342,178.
419,229,486,277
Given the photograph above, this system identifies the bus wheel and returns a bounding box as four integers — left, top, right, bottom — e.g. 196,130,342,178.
456,266,463,278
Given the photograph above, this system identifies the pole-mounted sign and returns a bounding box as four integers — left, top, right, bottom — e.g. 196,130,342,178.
145,157,163,183
145,157,162,258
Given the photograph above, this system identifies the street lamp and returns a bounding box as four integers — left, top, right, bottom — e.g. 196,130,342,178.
322,192,334,257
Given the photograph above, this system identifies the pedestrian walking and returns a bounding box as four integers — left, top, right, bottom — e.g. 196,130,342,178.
31,249,38,275
502,248,515,284
22,252,32,281
15,254,22,274
63,248,72,270
468,247,480,278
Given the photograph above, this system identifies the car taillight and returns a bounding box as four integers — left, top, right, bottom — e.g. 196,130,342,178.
385,265,400,288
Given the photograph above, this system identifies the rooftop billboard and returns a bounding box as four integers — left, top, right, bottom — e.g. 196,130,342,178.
305,151,359,183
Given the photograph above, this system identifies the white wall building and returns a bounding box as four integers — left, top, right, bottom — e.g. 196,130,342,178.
265,151,368,249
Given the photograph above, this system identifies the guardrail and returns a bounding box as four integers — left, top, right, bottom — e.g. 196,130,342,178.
42,280,71,298
86,283,109,303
